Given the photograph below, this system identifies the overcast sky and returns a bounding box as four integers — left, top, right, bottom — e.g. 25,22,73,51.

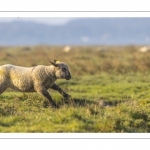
0,17,76,25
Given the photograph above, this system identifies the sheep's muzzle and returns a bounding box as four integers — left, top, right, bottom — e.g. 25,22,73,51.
65,74,71,80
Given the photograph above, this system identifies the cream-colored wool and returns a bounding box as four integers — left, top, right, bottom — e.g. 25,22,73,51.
0,61,71,108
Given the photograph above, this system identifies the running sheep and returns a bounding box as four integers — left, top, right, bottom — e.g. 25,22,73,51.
0,60,71,108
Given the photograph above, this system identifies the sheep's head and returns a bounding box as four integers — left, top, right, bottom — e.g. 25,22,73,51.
50,60,71,80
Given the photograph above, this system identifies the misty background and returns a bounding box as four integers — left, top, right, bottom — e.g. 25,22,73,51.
0,17,150,46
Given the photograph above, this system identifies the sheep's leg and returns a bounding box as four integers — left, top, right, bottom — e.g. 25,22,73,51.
51,83,71,98
0,83,7,94
0,88,6,94
35,86,59,108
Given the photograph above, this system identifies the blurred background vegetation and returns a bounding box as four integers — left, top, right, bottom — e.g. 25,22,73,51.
0,46,150,76
0,45,150,75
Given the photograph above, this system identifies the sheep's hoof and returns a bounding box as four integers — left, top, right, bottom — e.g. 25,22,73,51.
52,104,60,109
63,94,72,104
64,94,72,99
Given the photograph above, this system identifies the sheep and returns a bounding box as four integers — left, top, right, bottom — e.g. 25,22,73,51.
0,60,71,108
63,46,71,53
138,46,150,53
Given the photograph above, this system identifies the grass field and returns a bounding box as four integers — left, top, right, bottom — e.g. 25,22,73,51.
0,45,150,132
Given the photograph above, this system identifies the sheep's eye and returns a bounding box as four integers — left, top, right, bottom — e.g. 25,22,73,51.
62,68,66,72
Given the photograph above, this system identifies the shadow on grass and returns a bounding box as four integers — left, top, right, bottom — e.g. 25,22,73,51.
0,106,16,116
60,98,121,108
59,98,135,108
35,96,133,109
0,120,12,127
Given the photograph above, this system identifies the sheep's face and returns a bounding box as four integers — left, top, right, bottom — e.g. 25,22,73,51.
50,60,71,80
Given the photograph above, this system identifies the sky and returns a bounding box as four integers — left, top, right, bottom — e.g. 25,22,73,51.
0,17,76,25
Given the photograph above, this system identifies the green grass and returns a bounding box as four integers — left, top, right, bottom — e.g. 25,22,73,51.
0,73,150,132
1,45,150,132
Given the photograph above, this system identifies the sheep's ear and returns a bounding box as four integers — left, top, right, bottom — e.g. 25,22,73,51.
54,60,60,64
50,61,59,67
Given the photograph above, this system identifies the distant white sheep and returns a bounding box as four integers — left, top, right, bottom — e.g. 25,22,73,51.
63,46,71,53
0,60,71,108
138,46,150,53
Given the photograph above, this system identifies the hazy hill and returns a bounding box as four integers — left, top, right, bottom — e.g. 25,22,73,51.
0,18,150,45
